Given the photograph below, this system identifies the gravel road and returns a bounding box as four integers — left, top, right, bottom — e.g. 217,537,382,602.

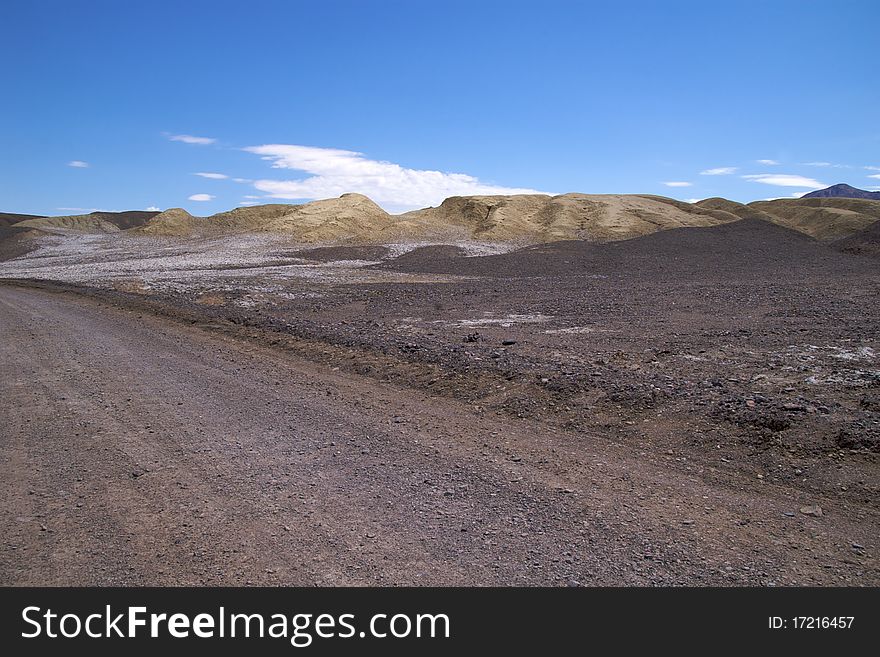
1,285,876,585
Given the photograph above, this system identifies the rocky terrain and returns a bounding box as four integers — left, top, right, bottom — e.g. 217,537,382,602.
1,192,878,586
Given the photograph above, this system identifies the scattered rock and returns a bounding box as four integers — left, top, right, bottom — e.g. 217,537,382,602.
799,505,823,517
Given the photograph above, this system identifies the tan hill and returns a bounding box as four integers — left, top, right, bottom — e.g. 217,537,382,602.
139,194,394,242
0,212,45,228
137,208,204,235
747,198,880,241
695,197,779,223
16,210,158,234
31,193,880,247
394,193,740,243
137,193,742,243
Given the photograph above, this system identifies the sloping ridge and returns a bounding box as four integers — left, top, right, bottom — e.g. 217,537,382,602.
138,193,742,244
833,220,880,258
24,193,880,247
16,210,159,234
0,212,45,228
396,193,740,243
380,218,871,278
802,183,880,201
139,194,393,241
748,198,880,241
695,197,779,223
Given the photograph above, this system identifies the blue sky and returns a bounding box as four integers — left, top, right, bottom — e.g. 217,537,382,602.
1,0,878,215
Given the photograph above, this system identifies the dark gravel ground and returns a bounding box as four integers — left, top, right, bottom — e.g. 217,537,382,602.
2,219,878,585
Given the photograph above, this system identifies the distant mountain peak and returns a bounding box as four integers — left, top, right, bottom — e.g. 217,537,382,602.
802,184,880,200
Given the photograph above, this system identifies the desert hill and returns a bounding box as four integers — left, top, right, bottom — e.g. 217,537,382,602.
802,183,880,201
139,194,394,241
397,193,741,243
4,193,880,250
747,197,880,241
16,210,159,234
695,198,779,223
0,212,45,228
139,192,740,244
379,218,865,278
832,220,880,258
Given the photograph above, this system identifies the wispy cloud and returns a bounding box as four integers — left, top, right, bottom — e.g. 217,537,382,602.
169,134,217,145
146,206,161,212
868,173,880,180
662,181,693,187
865,165,880,171
699,167,737,175
188,193,215,201
742,174,826,189
756,159,780,165
243,144,546,212
193,172,228,179
68,160,89,168
758,192,808,201
801,161,852,169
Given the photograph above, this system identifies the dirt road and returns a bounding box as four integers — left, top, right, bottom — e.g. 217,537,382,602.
1,285,876,585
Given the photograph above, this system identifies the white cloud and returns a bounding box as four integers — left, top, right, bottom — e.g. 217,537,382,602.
685,198,703,204
868,173,880,180
801,161,852,169
68,160,89,168
756,159,779,165
188,193,215,201
243,195,260,199
233,177,253,183
865,165,880,171
662,181,693,187
146,206,161,212
169,134,217,145
194,172,228,179
742,174,826,189
866,186,880,191
243,144,547,212
699,167,737,175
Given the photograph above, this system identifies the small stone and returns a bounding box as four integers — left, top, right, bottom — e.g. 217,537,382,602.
681,519,695,526
799,505,823,517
